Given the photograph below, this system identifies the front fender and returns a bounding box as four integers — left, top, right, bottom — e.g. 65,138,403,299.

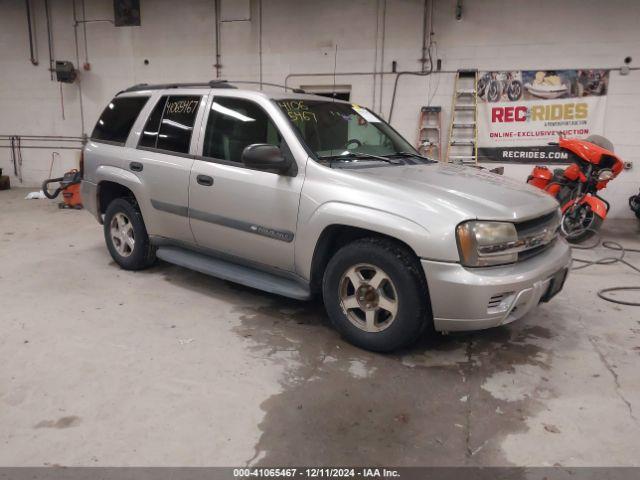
581,195,608,219
562,194,608,219
295,201,442,281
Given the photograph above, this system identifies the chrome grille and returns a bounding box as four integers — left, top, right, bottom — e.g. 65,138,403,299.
515,210,559,236
514,210,561,261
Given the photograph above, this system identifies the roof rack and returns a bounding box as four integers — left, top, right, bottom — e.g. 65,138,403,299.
119,80,305,94
121,80,237,93
229,81,306,94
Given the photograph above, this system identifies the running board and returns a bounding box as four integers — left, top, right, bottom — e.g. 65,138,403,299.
156,246,311,300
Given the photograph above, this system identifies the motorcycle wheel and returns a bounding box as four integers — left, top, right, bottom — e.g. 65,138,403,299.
561,203,603,242
477,78,488,98
630,195,640,219
487,80,501,102
507,80,523,101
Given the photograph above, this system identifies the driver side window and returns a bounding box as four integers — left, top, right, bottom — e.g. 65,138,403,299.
202,97,283,163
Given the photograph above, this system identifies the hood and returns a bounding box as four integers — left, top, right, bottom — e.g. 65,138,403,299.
346,162,558,222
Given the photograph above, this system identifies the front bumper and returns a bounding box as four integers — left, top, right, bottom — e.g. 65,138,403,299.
422,238,571,332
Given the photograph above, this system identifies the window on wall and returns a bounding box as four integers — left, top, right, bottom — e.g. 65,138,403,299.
138,95,201,154
300,84,351,102
91,96,149,144
202,97,283,163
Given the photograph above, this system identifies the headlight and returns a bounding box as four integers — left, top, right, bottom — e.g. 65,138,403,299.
597,169,614,182
456,221,518,267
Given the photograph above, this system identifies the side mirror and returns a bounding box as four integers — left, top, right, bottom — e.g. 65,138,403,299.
241,144,293,175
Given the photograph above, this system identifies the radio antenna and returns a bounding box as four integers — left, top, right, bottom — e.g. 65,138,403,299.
332,43,338,101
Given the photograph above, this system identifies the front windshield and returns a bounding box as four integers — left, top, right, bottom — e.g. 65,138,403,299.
274,99,418,160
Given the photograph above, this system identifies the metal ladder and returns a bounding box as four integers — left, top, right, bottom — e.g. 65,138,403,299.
416,106,442,160
446,69,478,165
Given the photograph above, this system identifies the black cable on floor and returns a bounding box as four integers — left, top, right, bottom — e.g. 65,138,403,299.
569,232,640,306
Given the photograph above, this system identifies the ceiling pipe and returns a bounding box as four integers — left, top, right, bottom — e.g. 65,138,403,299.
372,0,382,112
0,135,84,140
44,0,54,80
72,0,86,136
285,70,432,91
214,0,222,78
25,0,38,65
378,0,386,114
81,0,88,66
420,0,434,73
258,0,263,90
0,145,83,150
285,65,638,91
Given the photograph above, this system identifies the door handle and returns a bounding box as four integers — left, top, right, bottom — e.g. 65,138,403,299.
196,174,214,186
129,161,143,172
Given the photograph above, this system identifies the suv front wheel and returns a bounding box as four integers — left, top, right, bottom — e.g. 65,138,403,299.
103,198,156,270
322,238,431,352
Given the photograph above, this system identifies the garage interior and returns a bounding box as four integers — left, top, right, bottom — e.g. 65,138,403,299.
1,0,640,471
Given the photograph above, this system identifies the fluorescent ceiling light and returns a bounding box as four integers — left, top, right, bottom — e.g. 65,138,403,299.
211,102,255,122
162,119,192,131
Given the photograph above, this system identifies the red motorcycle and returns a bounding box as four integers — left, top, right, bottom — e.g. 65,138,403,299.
527,135,623,241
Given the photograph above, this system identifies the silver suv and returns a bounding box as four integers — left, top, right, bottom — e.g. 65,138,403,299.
81,81,571,352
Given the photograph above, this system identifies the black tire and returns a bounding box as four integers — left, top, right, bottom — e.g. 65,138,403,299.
103,198,156,270
322,237,432,352
507,80,523,101
487,80,501,102
477,76,488,98
629,195,640,219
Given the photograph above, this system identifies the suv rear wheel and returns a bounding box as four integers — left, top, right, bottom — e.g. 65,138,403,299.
322,237,431,352
103,198,156,270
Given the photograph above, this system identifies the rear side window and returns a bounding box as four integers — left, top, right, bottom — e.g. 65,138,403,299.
91,96,149,144
139,95,201,154
139,97,167,148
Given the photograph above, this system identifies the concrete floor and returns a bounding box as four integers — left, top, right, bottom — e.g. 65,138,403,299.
1,187,640,467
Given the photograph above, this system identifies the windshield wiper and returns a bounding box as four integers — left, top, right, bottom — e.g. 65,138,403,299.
319,151,402,164
386,151,436,163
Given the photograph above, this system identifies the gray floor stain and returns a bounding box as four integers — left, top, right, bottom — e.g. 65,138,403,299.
232,295,565,466
34,416,81,429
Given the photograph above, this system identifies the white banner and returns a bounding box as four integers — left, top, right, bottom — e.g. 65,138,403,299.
476,69,609,163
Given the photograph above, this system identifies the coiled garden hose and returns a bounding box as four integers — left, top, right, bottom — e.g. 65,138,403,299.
570,232,640,306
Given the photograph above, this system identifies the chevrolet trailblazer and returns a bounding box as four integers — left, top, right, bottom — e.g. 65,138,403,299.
81,80,570,352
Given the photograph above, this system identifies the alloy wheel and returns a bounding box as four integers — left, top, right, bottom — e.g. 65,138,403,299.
339,263,398,333
110,212,135,257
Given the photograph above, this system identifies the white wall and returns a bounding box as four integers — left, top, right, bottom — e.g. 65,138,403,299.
1,0,639,217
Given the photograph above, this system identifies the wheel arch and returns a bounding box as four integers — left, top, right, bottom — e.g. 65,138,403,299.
97,181,138,215
94,165,144,222
308,224,425,296
296,201,434,284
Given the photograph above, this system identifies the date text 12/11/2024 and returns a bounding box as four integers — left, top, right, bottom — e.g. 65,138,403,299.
233,468,401,478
